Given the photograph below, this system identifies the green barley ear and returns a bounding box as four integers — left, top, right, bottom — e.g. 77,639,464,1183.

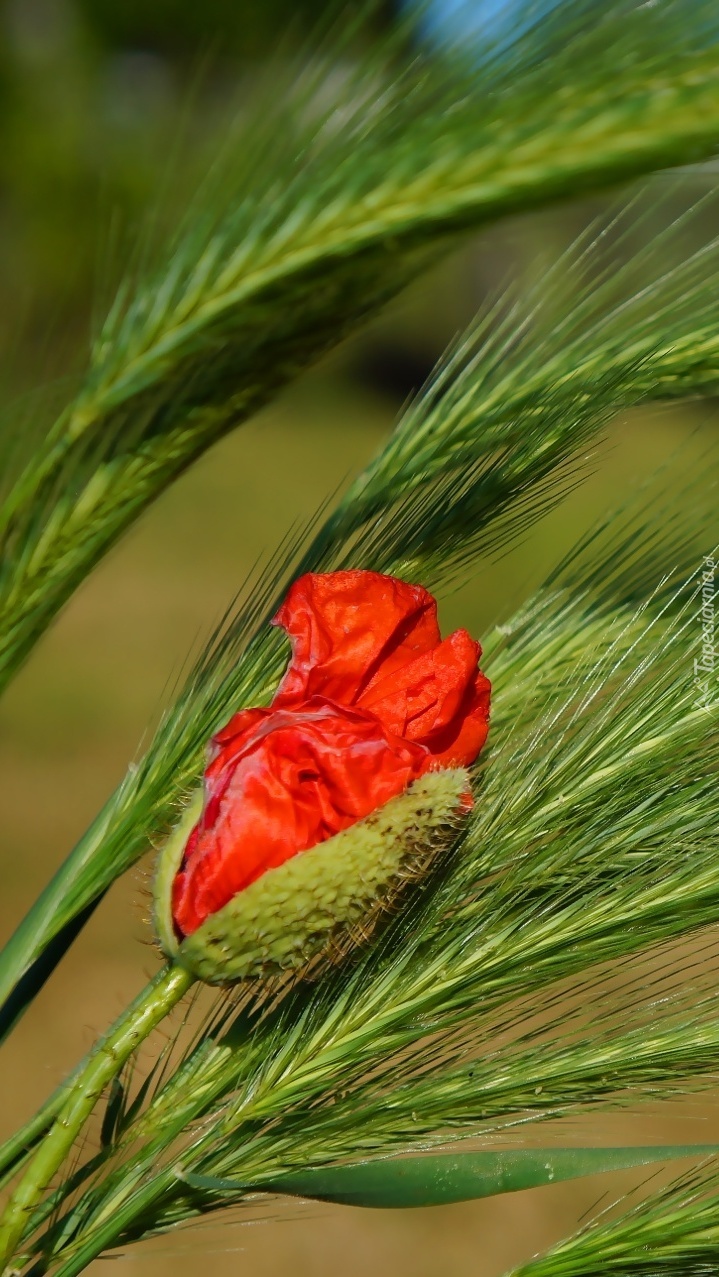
155,769,470,984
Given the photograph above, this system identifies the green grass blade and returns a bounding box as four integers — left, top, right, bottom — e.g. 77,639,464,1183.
182,1147,719,1209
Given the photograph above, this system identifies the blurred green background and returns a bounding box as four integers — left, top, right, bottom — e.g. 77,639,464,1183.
0,3,717,1275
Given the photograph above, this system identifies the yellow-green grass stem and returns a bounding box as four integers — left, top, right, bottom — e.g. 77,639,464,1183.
0,963,194,1275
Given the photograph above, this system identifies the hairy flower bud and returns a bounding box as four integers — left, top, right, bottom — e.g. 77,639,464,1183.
155,768,470,982
154,571,490,983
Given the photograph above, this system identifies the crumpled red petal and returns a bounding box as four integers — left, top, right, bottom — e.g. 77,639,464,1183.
273,571,490,768
172,697,429,936
420,670,491,769
271,570,441,709
358,628,488,757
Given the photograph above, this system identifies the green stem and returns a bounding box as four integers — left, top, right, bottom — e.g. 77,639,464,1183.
0,963,195,1275
0,953,190,1190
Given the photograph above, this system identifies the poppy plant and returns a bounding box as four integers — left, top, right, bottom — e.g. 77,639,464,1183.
171,570,491,938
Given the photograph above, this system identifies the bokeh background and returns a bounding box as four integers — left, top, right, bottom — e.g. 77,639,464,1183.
0,2,717,1275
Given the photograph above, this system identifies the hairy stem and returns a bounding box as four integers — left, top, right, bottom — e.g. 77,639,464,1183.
0,964,194,1275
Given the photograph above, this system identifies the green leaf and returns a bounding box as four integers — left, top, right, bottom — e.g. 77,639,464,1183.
182,1147,719,1209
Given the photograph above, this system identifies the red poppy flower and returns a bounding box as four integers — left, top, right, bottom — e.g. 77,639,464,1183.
172,570,490,937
